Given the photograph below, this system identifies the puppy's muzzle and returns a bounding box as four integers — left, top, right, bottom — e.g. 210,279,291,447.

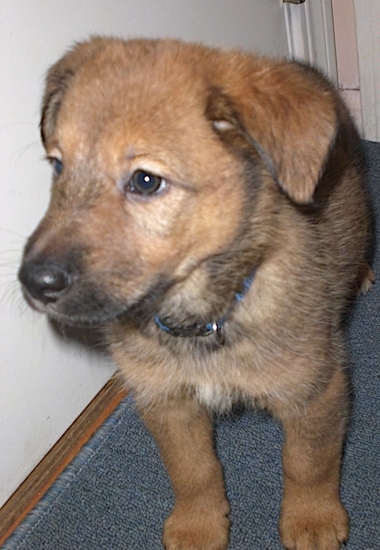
19,257,71,305
18,251,128,324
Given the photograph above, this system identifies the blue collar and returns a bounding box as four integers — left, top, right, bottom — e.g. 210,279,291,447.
154,271,255,345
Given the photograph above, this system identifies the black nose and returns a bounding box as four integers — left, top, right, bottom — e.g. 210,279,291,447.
18,258,71,304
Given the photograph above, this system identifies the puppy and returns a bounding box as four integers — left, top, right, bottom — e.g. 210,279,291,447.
19,37,373,549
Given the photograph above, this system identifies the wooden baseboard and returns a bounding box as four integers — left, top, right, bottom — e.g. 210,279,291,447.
0,376,127,546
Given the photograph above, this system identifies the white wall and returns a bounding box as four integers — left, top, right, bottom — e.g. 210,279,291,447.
0,0,288,507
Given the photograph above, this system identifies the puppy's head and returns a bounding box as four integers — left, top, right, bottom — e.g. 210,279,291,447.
18,37,340,328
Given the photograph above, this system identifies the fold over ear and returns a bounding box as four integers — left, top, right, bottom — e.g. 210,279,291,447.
40,37,105,145
207,60,340,205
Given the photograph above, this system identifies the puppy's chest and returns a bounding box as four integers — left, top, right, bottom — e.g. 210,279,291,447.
193,380,247,411
113,324,290,411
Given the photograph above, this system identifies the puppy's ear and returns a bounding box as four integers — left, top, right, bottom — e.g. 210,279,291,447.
208,61,339,205
40,38,104,144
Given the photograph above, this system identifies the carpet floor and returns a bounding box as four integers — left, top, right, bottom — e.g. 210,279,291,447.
4,140,380,550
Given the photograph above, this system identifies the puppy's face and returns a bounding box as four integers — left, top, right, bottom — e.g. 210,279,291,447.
19,38,338,327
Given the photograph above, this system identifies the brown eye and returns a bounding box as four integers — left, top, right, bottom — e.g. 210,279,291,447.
128,170,167,195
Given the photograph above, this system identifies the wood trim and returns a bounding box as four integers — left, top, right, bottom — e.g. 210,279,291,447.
0,376,127,546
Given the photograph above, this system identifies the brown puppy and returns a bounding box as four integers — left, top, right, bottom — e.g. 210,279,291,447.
19,37,373,549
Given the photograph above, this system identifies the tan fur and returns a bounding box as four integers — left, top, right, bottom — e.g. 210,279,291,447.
19,37,374,549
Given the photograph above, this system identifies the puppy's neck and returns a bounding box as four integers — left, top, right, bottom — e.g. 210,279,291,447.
154,271,255,345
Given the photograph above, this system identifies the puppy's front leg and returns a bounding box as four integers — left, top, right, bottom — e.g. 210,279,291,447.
275,368,350,550
137,395,230,550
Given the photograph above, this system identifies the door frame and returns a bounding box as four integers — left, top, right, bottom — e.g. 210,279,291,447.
283,0,338,82
353,0,380,141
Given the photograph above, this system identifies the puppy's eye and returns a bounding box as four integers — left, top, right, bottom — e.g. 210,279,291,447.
48,157,63,177
128,170,167,196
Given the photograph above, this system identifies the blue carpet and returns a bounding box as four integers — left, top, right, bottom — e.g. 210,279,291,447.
4,141,380,550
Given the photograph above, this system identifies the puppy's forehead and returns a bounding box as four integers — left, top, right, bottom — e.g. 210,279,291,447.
56,42,213,152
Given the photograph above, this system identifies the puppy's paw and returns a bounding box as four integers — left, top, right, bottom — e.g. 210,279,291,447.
357,262,375,294
280,499,349,550
163,498,230,550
